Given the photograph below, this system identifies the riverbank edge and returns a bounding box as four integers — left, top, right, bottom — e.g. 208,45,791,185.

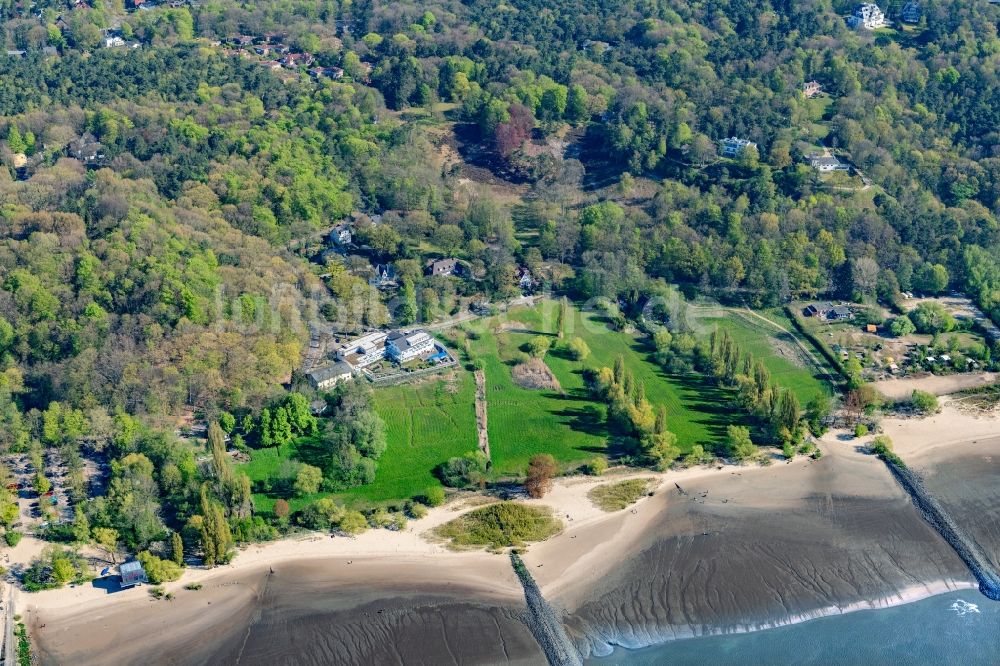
580,578,977,660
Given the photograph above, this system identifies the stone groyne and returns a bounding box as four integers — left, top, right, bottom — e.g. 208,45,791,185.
510,552,582,666
885,459,1000,600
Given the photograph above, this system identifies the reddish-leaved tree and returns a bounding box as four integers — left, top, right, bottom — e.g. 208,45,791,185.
274,498,290,519
524,454,557,498
495,103,535,157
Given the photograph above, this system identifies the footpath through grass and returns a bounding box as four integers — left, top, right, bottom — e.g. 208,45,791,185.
702,309,834,404
466,324,607,477
244,300,835,509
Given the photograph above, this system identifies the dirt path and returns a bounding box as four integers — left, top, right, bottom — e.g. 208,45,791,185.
2,584,13,666
474,370,490,462
732,307,838,385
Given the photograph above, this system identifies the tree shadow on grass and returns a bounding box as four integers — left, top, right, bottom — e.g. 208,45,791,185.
548,346,576,361
628,337,661,363
551,404,608,438
292,436,329,472
600,436,634,461
542,388,595,403
504,327,554,337
668,373,743,442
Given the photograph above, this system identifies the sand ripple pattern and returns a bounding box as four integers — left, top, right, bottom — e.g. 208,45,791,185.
884,459,1000,599
553,456,973,658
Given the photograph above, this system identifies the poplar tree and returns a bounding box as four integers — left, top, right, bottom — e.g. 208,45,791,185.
199,485,232,566
398,279,417,324
172,532,184,566
557,296,570,338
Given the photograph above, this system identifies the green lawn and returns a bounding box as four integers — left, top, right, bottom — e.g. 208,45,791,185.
240,441,321,515
805,95,833,122
472,326,608,477
242,300,835,508
240,371,478,511
553,305,745,451
341,371,478,504
464,300,745,476
703,309,834,404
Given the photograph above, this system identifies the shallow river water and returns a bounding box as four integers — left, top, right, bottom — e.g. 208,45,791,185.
592,590,999,665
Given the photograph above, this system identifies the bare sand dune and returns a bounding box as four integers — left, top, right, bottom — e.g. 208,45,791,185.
531,445,974,658
883,399,1000,465
32,557,545,666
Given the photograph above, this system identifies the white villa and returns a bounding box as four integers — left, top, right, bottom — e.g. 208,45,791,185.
809,154,850,172
333,328,440,370
335,331,388,369
802,81,822,98
847,3,889,30
330,223,352,246
720,137,758,158
386,329,436,363
369,263,397,289
518,267,535,291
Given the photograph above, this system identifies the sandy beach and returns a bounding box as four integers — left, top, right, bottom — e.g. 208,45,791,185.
882,396,1000,465
532,442,976,658
31,555,542,666
25,401,1000,664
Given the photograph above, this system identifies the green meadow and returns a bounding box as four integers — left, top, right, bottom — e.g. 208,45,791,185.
243,371,478,511
702,309,834,404
346,371,478,503
243,300,834,508
464,300,742,475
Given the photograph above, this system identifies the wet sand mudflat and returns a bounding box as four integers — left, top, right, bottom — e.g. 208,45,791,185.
223,571,544,666
906,436,1000,573
534,445,973,658
30,404,1000,665
885,403,1000,572
33,557,546,666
